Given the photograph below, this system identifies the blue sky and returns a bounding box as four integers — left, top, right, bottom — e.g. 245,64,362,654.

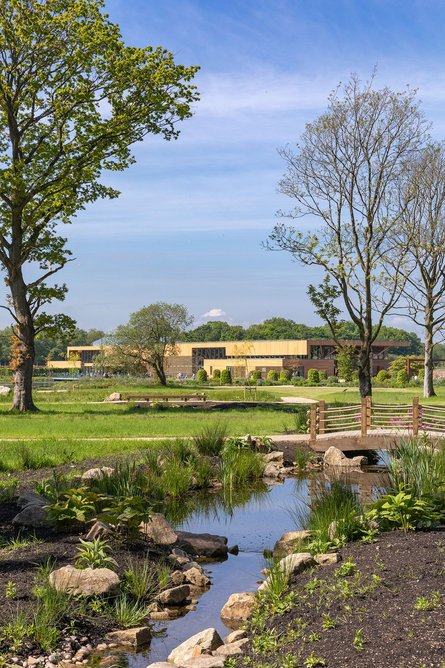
3,0,445,333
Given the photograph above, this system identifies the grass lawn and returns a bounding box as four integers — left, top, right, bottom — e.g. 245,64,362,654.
256,384,445,405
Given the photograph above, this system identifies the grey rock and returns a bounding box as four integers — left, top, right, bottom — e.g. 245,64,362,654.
105,627,151,649
176,531,228,558
168,628,223,665
81,467,114,482
179,658,225,668
49,566,120,597
140,513,177,545
323,446,367,468
316,553,341,566
12,504,51,528
85,521,113,541
183,567,210,588
220,592,256,628
214,638,248,656
0,385,11,395
224,630,247,644
17,489,48,509
273,530,311,557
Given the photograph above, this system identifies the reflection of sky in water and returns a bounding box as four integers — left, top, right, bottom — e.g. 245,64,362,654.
126,477,310,667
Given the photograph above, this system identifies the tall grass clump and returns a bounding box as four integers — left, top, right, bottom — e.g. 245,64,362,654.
387,436,445,500
221,438,265,489
297,482,363,550
107,595,151,627
193,421,228,456
123,558,165,602
89,461,148,498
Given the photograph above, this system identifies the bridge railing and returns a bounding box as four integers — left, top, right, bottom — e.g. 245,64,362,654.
309,396,442,441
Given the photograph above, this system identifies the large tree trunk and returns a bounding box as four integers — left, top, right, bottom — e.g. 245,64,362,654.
10,273,38,412
358,346,372,398
423,313,435,398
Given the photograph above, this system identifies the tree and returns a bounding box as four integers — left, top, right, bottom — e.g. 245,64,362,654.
0,0,199,411
394,143,445,397
269,75,427,397
112,303,193,385
336,345,358,382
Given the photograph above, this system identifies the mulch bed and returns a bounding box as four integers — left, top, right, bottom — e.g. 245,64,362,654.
238,529,445,668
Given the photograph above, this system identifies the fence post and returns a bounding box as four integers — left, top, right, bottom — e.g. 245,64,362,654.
361,397,368,437
318,400,325,435
412,396,419,436
310,403,317,444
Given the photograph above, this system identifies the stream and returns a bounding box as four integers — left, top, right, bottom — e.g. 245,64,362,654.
123,468,387,667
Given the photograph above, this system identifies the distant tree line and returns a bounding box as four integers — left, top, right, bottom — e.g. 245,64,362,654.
0,328,105,366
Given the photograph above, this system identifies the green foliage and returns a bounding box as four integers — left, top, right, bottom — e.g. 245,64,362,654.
353,628,365,651
386,437,445,502
46,487,106,526
75,537,117,570
212,368,221,380
32,580,74,651
336,345,358,382
318,369,328,381
122,558,165,602
196,368,208,382
414,591,441,611
389,356,423,378
0,610,32,653
193,421,228,456
99,496,151,537
368,487,442,532
375,369,390,382
251,370,263,381
303,652,326,667
4,581,17,600
267,370,279,381
220,368,233,385
327,375,339,384
307,369,320,384
335,557,357,577
294,447,315,470
221,438,265,488
397,368,409,384
280,369,292,382
0,477,18,502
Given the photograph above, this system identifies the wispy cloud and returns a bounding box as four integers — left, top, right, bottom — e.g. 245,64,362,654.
202,308,226,318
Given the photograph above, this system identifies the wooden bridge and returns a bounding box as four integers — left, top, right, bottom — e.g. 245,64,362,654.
307,397,445,451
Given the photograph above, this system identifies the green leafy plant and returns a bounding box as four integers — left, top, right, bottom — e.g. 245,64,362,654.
193,421,227,456
46,487,106,526
123,558,164,602
353,628,365,650
0,610,32,653
196,368,208,382
99,496,151,538
335,558,357,577
414,592,441,611
107,595,151,627
368,487,442,532
267,370,279,381
304,652,326,667
307,369,320,384
75,537,117,570
4,581,17,600
321,614,335,630
220,368,232,385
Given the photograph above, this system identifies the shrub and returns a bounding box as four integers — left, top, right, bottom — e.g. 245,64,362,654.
327,375,338,385
99,496,151,537
280,369,292,382
212,369,221,380
318,370,328,381
267,370,279,382
397,368,409,384
196,369,208,382
193,421,227,456
307,369,320,384
375,369,390,382
251,370,262,381
220,369,232,385
367,487,442,532
46,488,106,527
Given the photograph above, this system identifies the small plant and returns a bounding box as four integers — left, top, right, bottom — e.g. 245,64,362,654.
5,580,17,600
4,533,43,550
309,632,321,642
368,487,442,532
107,595,151,627
75,537,117,570
294,447,315,470
321,613,335,630
267,370,279,381
0,610,32,653
99,496,151,538
123,559,162,602
335,557,357,577
46,487,106,527
304,652,326,667
353,628,365,650
414,591,441,611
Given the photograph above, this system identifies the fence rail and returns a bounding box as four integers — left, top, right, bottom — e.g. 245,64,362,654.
309,396,445,441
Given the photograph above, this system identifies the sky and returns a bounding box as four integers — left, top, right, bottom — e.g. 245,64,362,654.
3,0,445,333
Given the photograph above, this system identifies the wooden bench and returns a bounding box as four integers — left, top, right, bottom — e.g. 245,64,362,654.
126,393,206,403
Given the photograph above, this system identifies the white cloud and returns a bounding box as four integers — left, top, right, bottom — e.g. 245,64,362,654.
202,308,226,318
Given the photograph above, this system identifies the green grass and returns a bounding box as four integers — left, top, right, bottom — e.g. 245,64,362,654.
257,384,445,404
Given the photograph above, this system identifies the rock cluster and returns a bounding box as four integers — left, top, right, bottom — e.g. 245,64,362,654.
323,446,367,468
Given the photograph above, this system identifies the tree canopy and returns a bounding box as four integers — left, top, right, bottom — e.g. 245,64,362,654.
0,0,199,410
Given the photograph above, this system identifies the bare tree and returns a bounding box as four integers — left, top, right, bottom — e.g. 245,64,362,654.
268,75,428,397
395,142,445,397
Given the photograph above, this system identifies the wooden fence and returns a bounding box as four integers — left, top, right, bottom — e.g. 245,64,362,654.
309,397,445,441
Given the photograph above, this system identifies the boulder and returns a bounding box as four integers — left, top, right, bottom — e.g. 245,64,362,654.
183,567,210,588
263,462,283,479
262,451,284,465
168,628,223,665
106,392,121,402
224,630,247,644
323,446,367,468
140,513,178,545
273,530,311,556
12,504,51,528
170,570,187,586
316,553,341,566
258,553,315,591
49,565,120,596
0,385,11,395
81,467,114,482
85,520,113,541
175,531,228,558
17,489,48,509
179,659,225,668
220,592,256,628
157,584,190,606
214,639,248,656
104,627,150,649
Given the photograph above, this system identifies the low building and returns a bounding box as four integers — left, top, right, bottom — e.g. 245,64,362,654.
47,339,408,378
